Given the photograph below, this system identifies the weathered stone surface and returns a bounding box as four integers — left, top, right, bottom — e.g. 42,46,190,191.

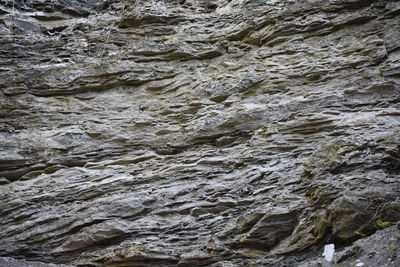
298,224,400,267
0,257,71,267
1,0,399,266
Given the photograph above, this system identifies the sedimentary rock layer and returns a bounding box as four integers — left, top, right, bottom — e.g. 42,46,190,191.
1,0,399,266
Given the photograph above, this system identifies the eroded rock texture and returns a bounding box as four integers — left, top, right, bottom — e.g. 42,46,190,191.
1,0,400,266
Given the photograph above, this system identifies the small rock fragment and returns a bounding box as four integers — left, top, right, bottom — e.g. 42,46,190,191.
323,244,335,262
355,259,365,266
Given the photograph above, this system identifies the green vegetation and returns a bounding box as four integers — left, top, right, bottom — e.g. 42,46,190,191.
376,220,391,227
354,231,366,237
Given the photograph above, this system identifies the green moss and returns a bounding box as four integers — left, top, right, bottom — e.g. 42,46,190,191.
376,220,391,227
354,231,366,237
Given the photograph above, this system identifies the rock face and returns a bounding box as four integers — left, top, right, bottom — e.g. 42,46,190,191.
298,225,400,267
1,0,400,266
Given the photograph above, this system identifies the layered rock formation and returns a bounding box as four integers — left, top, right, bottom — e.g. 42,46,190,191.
1,0,400,266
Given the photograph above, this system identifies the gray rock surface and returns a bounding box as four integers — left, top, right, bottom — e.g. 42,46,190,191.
0,257,71,267
298,224,400,267
1,0,400,266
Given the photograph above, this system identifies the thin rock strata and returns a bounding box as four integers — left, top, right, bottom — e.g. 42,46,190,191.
0,0,400,266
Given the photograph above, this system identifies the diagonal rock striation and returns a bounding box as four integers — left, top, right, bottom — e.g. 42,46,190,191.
0,0,400,266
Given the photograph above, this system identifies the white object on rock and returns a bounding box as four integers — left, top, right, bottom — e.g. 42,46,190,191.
323,244,335,262
355,259,365,266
